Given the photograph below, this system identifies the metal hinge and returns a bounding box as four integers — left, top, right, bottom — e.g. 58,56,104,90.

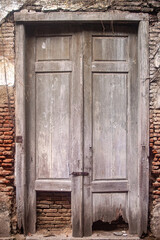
70,172,89,177
16,136,23,143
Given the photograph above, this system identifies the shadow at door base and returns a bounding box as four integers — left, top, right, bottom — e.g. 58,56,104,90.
24,217,140,240
92,216,128,232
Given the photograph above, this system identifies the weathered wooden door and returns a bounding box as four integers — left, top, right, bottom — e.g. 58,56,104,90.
82,24,139,236
25,23,141,236
25,24,84,234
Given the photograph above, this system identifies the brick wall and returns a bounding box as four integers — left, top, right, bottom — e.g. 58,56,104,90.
149,13,160,236
0,86,16,235
0,20,16,235
0,22,14,62
149,14,160,202
37,192,71,231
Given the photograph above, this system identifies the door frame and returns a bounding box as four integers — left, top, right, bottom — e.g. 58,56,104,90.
15,11,149,237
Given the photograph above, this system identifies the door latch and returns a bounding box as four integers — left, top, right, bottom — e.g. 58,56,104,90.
70,172,89,177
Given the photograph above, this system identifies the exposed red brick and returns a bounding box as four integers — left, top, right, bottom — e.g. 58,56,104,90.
37,192,71,231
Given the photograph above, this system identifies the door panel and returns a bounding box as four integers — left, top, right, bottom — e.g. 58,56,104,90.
92,36,128,61
93,193,128,223
36,36,71,60
36,73,70,179
93,74,127,180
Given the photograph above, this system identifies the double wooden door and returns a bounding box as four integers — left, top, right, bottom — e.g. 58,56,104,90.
26,23,139,236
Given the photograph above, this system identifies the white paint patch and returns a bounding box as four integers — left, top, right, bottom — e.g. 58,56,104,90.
42,42,46,49
155,47,160,68
0,57,14,86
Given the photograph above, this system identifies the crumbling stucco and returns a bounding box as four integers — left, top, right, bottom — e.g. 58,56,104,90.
0,193,11,237
151,203,160,238
34,0,114,11
0,0,27,23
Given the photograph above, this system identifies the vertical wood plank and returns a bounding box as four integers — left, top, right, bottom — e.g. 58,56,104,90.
138,20,149,236
83,30,92,237
71,29,83,237
25,28,36,234
15,24,26,233
127,27,139,234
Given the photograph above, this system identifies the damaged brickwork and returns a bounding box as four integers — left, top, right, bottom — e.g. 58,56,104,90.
0,0,159,238
0,18,16,236
149,13,160,238
0,86,16,236
37,192,71,231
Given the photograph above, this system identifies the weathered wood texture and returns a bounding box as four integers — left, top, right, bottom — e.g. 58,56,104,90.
91,181,128,192
15,24,26,233
36,36,71,60
137,21,149,236
35,180,71,191
83,24,140,236
93,36,128,61
71,29,83,237
93,193,128,223
92,74,127,180
35,61,72,72
30,31,72,182
127,26,139,234
36,73,70,179
25,28,36,234
25,25,84,236
92,62,128,72
14,11,148,22
83,30,93,236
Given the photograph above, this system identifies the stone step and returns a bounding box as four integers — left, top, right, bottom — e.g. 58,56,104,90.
26,238,140,240
0,238,15,240
26,235,140,240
